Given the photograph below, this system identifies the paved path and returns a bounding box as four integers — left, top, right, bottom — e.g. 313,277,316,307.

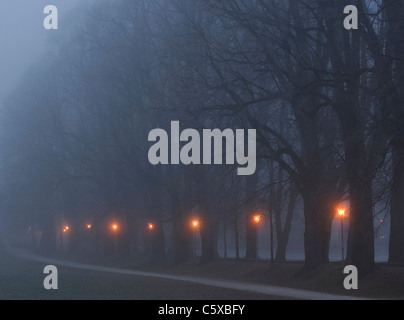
2,248,367,300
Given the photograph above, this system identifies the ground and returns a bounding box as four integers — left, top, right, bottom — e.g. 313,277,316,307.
0,248,281,300
132,258,404,299
170,260,404,299
1,247,403,300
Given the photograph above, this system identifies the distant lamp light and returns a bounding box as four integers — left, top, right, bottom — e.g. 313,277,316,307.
192,220,199,228
337,206,346,265
253,214,261,224
337,208,346,217
87,224,92,229
148,223,154,230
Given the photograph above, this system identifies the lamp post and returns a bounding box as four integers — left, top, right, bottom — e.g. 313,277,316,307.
253,214,261,262
192,220,199,257
85,224,92,253
147,223,154,257
337,207,346,265
62,225,69,252
111,223,119,255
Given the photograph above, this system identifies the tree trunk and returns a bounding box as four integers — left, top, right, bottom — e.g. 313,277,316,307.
340,111,375,274
199,213,215,264
244,174,258,260
171,198,191,264
301,186,334,270
269,209,274,264
245,213,257,260
348,179,375,274
150,216,165,262
384,0,404,264
275,189,298,261
149,166,165,261
389,147,404,263
234,213,240,260
39,215,57,255
223,220,227,259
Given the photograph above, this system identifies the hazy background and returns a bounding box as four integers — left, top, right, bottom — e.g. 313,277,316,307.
0,0,393,267
0,0,89,100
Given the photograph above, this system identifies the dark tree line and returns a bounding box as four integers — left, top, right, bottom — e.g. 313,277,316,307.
0,0,403,276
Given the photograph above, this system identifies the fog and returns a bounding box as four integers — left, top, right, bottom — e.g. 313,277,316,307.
0,1,402,301
0,0,88,100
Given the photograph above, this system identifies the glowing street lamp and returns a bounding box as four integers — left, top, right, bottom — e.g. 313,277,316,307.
337,206,346,265
253,214,261,224
148,223,154,230
61,225,70,252
253,214,262,262
111,223,120,256
84,224,93,253
191,219,199,257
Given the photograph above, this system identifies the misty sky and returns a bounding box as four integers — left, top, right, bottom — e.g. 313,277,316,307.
0,0,92,101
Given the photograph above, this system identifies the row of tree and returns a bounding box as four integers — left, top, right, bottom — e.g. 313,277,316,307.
0,0,403,275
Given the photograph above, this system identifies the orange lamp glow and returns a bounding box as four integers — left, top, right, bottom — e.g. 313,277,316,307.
87,224,92,229
148,223,154,230
253,214,261,224
192,220,199,228
112,223,118,231
337,208,346,217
